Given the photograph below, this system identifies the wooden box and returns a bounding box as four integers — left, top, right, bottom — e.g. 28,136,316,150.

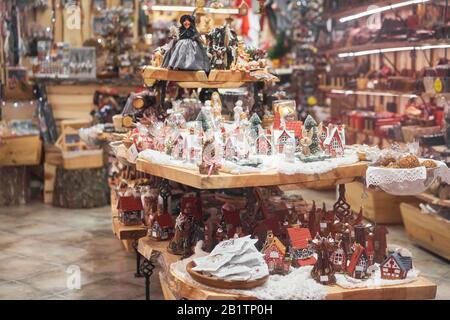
400,202,450,260
401,126,441,143
0,135,42,166
60,149,104,170
345,182,419,224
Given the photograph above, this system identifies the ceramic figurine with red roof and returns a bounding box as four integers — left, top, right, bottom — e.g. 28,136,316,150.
323,124,345,157
347,243,369,279
150,212,174,241
117,195,144,226
380,248,413,280
287,227,316,267
311,234,337,285
262,231,291,275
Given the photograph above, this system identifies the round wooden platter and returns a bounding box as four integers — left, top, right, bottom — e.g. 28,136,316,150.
186,261,269,290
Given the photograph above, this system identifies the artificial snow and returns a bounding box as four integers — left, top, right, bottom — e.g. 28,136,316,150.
335,264,420,289
139,148,359,176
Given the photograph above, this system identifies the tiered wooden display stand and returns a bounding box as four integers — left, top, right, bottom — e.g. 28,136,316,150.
123,66,437,300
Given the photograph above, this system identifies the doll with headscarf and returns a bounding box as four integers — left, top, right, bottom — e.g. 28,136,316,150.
162,14,211,73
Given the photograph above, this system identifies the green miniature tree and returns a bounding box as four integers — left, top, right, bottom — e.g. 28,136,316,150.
196,110,210,132
249,113,262,137
304,115,321,154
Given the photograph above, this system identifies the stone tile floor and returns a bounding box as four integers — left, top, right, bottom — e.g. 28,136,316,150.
0,190,449,300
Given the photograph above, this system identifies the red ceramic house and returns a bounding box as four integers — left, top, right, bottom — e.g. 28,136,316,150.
380,252,412,280
117,196,144,226
323,127,344,157
151,213,174,241
263,231,290,274
330,240,347,272
287,227,316,267
347,243,369,279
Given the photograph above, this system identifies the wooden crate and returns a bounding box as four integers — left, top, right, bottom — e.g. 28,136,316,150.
400,202,450,260
401,126,441,143
0,135,42,166
346,182,420,224
60,149,104,170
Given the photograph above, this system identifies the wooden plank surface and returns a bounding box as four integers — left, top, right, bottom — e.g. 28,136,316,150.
136,159,368,189
112,217,147,241
167,266,436,300
401,202,450,260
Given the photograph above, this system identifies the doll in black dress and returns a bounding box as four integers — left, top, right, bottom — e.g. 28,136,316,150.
162,15,211,73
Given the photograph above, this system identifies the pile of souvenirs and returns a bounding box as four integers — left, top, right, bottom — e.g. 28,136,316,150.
115,89,348,174
114,176,414,285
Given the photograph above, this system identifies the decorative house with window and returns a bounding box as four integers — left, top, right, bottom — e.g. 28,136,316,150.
380,251,412,280
323,126,344,157
274,129,295,154
287,227,316,267
330,240,347,272
285,121,303,152
366,233,375,266
117,196,144,226
224,136,238,160
255,134,273,155
150,213,174,241
171,132,186,160
262,231,291,275
318,122,328,147
347,243,369,279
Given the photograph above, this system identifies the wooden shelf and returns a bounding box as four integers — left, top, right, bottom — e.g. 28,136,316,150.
325,40,449,57
112,217,148,241
323,0,395,20
136,159,368,190
137,236,180,266
416,192,450,208
141,66,279,88
319,86,418,98
165,264,436,300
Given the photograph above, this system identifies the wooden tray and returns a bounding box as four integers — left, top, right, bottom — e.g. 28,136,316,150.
186,261,269,290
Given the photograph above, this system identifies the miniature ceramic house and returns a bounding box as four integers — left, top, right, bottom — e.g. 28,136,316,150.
255,134,273,155
224,136,238,160
274,129,295,154
117,196,144,226
347,243,369,279
330,240,347,272
323,126,344,157
287,227,316,267
262,231,291,275
311,235,337,285
380,251,412,280
285,121,303,152
151,213,174,241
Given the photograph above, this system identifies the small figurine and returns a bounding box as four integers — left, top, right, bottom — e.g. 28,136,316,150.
211,92,223,121
150,212,174,241
380,250,412,280
262,231,291,275
287,227,316,267
233,101,244,125
199,138,221,175
162,15,211,72
347,243,369,279
152,48,164,67
311,234,337,285
117,196,143,226
300,127,314,156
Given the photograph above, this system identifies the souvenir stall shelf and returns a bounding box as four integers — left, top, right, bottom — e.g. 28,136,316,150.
133,75,436,300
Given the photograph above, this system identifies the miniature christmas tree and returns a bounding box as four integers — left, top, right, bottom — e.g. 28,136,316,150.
249,113,262,139
196,110,210,133
303,115,321,154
